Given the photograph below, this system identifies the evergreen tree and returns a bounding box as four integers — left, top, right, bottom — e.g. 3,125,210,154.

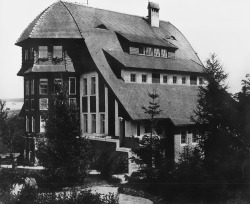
36,86,92,188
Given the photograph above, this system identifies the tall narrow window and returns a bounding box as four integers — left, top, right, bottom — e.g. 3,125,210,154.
26,116,29,132
25,99,29,111
25,50,29,60
181,131,187,144
83,78,88,95
130,74,136,82
53,46,63,58
161,49,168,58
190,76,197,85
32,117,35,133
38,46,48,58
154,48,160,57
40,116,45,133
173,76,177,84
142,74,147,83
39,98,48,110
91,77,96,95
83,114,88,133
92,114,96,133
25,80,29,95
163,75,168,83
31,99,35,110
39,79,48,95
139,46,145,55
54,78,63,94
31,79,34,95
182,77,186,84
100,114,105,134
199,78,203,85
69,77,76,95
30,48,34,59
152,73,160,83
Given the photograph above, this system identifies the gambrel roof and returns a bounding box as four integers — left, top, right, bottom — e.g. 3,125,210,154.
16,1,204,125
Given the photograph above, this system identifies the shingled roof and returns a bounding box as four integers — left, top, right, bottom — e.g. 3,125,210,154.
16,1,203,125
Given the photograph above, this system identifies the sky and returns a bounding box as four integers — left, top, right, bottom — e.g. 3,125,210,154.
0,0,249,99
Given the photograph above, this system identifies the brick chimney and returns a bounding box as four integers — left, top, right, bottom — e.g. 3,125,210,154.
148,2,160,27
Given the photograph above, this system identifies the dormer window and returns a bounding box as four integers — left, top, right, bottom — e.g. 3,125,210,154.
53,46,63,58
131,74,136,82
154,48,160,57
161,49,168,58
39,46,48,58
139,46,146,55
145,47,153,56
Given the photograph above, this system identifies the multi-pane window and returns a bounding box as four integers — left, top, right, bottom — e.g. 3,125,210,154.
31,79,34,95
181,131,187,144
39,79,48,95
139,46,145,55
40,116,45,133
152,73,160,83
38,46,48,58
190,76,197,85
83,114,88,133
54,78,63,94
25,50,29,60
91,77,96,95
25,99,29,111
154,48,160,57
173,76,177,84
53,46,63,58
69,98,76,106
25,80,29,95
83,78,88,95
26,116,29,132
192,130,198,143
161,49,168,58
39,98,48,110
163,75,168,83
31,99,35,110
142,74,147,83
30,48,34,59
145,47,153,56
199,78,203,85
69,77,76,95
182,77,186,84
92,114,96,133
100,114,105,134
32,117,35,133
130,74,136,82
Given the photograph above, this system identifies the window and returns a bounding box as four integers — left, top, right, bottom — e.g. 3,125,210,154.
83,114,88,133
91,77,96,95
163,75,168,83
31,79,34,95
199,78,203,85
130,74,136,82
190,76,197,85
100,114,105,134
31,99,35,110
83,78,88,95
192,130,198,143
25,80,29,95
182,77,186,84
142,74,147,83
69,77,76,95
32,117,35,133
40,116,45,133
154,48,160,57
38,46,48,58
69,98,76,106
161,49,168,58
54,78,63,94
173,76,177,84
30,48,34,59
152,73,160,83
25,50,29,60
39,79,48,95
26,116,29,132
139,46,145,55
145,47,153,56
25,99,29,111
53,46,62,58
181,131,187,145
39,98,48,110
92,114,96,133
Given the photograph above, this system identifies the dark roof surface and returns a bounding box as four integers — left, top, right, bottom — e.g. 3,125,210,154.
16,1,202,65
19,65,75,75
105,50,204,73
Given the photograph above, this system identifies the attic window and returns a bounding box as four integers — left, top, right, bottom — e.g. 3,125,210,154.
169,36,176,40
96,24,107,29
154,48,160,57
139,46,146,55
53,46,62,58
39,46,48,58
145,47,153,56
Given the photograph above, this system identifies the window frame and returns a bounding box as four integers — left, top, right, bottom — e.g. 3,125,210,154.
53,46,63,59
39,98,48,110
173,76,177,84
100,114,105,134
142,74,147,83
39,78,48,95
69,77,76,95
91,76,96,95
40,116,45,133
54,78,63,94
38,46,48,59
91,114,96,133
26,116,29,132
25,99,29,111
83,78,88,96
199,77,203,85
130,73,136,82
31,99,35,110
145,47,153,56
161,49,168,58
83,114,88,133
163,75,168,83
25,80,29,96
153,48,161,57
24,50,29,60
182,77,186,84
180,130,187,145
30,79,34,95
190,76,198,85
139,46,146,55
152,73,160,83
31,117,35,133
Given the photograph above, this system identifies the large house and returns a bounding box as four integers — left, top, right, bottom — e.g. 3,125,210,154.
16,1,204,167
